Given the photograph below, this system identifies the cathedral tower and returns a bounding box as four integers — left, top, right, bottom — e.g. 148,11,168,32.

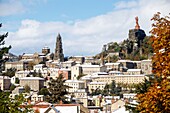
54,33,64,62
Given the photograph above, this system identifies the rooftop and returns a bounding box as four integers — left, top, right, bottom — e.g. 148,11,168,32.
89,82,107,84
0,76,11,79
115,74,145,77
65,80,85,83
20,77,44,80
81,65,101,68
127,69,141,72
23,53,33,56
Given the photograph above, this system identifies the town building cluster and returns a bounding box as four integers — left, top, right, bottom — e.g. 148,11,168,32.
0,18,153,113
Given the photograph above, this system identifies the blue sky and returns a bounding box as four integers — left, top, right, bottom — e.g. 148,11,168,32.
0,0,170,56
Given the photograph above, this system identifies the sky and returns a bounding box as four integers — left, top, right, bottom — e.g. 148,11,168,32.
0,0,170,56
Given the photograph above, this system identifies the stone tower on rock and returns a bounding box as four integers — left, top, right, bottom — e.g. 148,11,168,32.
54,33,64,62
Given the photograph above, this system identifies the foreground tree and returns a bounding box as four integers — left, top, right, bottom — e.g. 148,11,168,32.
46,74,70,104
0,23,11,72
136,12,170,112
0,91,32,112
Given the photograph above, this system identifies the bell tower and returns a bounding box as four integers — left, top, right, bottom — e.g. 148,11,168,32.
54,33,64,62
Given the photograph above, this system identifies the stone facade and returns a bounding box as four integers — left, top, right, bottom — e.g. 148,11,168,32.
20,77,44,91
5,61,28,71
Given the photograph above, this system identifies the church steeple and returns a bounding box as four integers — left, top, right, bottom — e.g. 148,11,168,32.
54,33,64,62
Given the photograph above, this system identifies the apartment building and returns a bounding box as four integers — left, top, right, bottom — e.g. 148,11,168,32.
20,77,44,91
61,61,76,69
109,71,123,75
33,64,45,72
48,68,71,80
71,65,82,80
88,82,107,93
22,53,46,64
15,70,30,78
81,65,106,75
132,61,141,69
117,60,135,69
31,94,44,102
126,69,142,75
114,74,145,84
92,75,115,84
64,80,85,93
5,61,28,71
73,89,87,98
105,62,120,71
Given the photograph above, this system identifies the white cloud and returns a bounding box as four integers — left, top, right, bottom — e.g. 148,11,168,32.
114,0,138,9
0,0,25,16
5,0,170,56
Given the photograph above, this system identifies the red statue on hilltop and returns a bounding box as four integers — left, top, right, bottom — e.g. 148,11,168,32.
135,16,140,30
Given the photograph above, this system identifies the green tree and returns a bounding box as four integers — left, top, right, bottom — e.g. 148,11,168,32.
46,74,70,104
108,42,121,52
77,73,86,80
15,77,20,84
0,23,11,73
91,88,102,96
110,80,116,94
135,78,152,94
2,68,16,78
102,84,110,96
10,84,16,92
38,88,50,96
0,91,32,113
110,55,119,63
24,84,31,93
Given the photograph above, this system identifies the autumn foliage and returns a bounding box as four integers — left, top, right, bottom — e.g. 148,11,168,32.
136,12,170,113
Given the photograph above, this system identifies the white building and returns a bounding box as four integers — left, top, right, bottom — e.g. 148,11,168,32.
105,62,120,71
81,64,106,75
15,70,30,78
71,64,82,80
126,69,142,75
61,61,76,69
64,80,85,92
88,82,107,93
33,64,45,72
114,74,145,84
109,71,123,75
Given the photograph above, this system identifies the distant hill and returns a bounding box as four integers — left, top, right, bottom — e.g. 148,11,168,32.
95,29,153,62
